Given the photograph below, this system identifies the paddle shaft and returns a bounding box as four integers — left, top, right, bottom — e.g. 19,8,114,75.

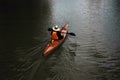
48,28,76,36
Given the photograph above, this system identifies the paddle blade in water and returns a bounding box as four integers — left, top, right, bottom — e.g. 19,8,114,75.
68,32,76,36
48,28,52,31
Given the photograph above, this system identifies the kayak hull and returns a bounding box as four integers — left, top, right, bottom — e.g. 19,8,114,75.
43,23,69,56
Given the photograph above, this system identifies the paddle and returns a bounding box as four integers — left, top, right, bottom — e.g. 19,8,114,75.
48,28,53,31
48,28,76,36
67,32,76,36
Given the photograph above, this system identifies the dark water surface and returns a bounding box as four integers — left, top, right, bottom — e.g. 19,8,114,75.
0,0,120,80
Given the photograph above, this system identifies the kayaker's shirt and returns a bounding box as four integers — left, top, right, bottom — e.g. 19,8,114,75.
51,31,63,40
51,31,59,40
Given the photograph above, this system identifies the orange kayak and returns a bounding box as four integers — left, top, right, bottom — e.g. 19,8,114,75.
43,23,69,56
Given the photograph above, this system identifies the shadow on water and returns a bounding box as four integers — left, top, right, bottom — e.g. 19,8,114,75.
0,0,53,80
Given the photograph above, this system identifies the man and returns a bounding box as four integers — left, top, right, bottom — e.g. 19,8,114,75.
51,25,63,44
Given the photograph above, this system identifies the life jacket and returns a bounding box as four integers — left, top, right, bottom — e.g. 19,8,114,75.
51,31,58,40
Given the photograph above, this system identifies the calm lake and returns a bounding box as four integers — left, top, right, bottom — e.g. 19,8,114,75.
0,0,120,80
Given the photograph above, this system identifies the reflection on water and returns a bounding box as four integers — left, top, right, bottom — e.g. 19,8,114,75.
0,0,120,80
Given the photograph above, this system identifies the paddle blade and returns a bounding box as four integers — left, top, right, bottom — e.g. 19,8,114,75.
48,28,52,31
68,32,76,36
